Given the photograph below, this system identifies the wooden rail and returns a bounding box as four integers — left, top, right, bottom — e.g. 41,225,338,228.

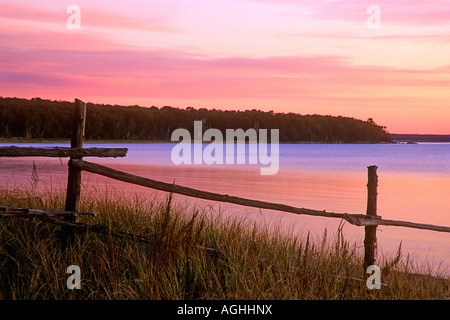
1,98,450,273
0,206,98,218
0,146,128,158
70,159,450,234
71,159,379,223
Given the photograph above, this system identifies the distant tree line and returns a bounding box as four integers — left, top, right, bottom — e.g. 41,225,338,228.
390,134,450,143
0,97,392,142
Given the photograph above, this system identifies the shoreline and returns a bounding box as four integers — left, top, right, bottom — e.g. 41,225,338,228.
0,138,395,144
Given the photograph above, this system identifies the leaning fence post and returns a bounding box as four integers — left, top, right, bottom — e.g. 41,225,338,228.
364,165,378,271
63,99,86,247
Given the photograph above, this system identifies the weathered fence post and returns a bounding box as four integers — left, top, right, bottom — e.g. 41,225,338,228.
63,99,86,246
364,165,378,270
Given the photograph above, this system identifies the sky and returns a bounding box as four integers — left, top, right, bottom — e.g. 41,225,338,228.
1,0,450,134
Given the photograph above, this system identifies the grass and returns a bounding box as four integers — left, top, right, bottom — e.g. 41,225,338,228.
0,186,449,300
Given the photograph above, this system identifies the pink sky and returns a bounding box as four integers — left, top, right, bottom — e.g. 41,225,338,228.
1,0,450,134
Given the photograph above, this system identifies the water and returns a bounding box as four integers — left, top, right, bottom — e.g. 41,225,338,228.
1,142,449,275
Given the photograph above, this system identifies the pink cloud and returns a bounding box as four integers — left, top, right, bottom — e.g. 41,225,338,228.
0,3,60,23
0,2,180,33
2,45,448,103
82,8,181,33
249,0,450,25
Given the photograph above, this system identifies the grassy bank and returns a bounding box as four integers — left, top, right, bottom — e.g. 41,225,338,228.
0,187,448,300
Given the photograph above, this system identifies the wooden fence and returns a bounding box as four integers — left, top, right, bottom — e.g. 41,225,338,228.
1,98,450,271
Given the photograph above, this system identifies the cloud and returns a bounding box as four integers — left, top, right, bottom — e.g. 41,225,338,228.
0,2,180,33
0,3,60,24
2,44,447,102
82,8,181,33
0,71,83,86
247,0,450,25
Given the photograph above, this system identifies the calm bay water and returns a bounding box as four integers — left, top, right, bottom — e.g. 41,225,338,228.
1,142,449,275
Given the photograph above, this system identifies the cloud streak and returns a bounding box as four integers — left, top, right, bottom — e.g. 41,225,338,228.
2,45,448,102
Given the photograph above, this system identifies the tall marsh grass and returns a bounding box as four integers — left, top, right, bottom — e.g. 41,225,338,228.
0,186,449,300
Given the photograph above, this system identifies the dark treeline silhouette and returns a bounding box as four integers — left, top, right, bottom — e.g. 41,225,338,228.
0,97,392,142
390,134,450,143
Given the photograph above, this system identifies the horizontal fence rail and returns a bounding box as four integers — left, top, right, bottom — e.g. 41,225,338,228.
71,159,450,234
0,146,128,158
0,206,98,218
71,159,378,224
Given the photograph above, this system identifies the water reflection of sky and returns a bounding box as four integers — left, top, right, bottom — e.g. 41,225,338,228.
2,142,449,176
96,142,450,176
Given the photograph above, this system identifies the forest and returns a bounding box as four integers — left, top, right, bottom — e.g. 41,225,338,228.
0,97,392,143
390,134,450,143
